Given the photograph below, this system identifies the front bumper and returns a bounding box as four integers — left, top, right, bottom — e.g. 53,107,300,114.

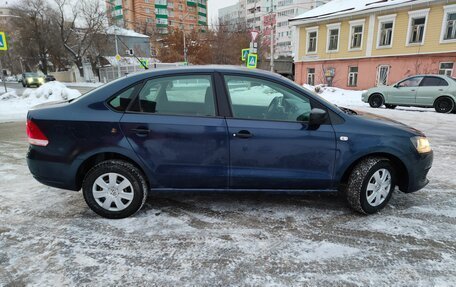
403,151,433,193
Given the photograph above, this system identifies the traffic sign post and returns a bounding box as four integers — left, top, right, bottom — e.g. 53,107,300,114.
246,53,258,69
241,49,249,61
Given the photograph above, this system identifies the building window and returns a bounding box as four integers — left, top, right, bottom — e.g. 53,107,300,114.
407,9,429,45
439,62,454,76
376,65,390,86
348,66,358,87
377,15,396,48
349,20,364,50
307,68,315,86
306,27,318,54
326,23,340,52
441,5,456,42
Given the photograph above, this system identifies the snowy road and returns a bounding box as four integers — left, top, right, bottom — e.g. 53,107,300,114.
0,107,455,286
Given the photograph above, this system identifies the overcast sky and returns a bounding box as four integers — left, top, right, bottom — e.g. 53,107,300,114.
207,0,238,25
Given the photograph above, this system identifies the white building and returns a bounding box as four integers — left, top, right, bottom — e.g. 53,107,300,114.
218,0,329,57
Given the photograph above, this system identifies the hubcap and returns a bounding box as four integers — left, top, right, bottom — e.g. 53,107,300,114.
366,169,392,207
92,173,134,212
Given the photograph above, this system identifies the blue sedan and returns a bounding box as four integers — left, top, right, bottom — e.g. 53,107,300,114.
26,66,433,218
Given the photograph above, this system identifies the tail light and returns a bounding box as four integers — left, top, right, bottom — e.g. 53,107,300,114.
26,119,49,146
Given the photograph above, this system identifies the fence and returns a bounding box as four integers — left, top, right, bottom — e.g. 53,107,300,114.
99,63,185,83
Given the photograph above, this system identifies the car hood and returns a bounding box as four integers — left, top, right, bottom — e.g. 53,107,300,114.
353,109,425,136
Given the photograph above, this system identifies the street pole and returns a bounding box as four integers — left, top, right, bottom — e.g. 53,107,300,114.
183,31,187,64
270,2,275,72
19,57,24,73
114,26,121,78
0,57,7,93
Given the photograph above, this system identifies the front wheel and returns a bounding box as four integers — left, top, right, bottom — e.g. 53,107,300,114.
82,160,148,219
346,157,395,214
434,97,454,114
368,94,384,108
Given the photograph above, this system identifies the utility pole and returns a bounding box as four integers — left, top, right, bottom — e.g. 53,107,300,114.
182,12,190,64
114,26,121,78
270,0,275,72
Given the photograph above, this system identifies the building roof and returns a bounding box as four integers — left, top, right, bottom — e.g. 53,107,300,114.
290,0,425,24
105,26,149,38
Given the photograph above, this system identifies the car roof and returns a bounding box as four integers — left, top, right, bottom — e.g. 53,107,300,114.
125,65,285,81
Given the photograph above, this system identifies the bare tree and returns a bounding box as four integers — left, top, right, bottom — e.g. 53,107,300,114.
54,0,106,77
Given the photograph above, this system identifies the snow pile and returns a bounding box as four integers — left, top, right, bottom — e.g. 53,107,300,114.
0,82,81,122
303,84,368,107
22,81,81,101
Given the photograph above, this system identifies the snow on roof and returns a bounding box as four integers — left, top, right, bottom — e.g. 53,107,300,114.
290,0,418,23
105,26,149,38
102,56,160,67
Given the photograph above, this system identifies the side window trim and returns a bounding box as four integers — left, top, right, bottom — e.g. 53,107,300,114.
419,76,449,87
125,73,220,118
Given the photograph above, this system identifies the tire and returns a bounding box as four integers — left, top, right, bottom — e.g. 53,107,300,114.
346,157,395,214
82,160,148,219
368,94,384,108
22,82,25,87
434,97,454,114
385,104,397,109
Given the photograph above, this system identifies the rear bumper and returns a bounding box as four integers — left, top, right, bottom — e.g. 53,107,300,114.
27,148,81,191
403,151,433,193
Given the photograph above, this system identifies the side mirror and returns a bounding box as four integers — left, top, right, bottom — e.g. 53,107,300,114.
308,108,328,130
393,84,399,88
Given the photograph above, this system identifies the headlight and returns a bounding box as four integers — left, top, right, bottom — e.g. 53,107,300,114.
27,78,32,83
38,78,44,83
411,136,432,154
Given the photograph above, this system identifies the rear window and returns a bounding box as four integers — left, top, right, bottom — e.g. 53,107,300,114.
108,85,139,111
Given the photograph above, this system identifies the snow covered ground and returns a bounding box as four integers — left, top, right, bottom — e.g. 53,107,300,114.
0,82,81,122
0,85,455,285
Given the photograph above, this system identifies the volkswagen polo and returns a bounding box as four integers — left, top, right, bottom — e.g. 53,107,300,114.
26,66,433,219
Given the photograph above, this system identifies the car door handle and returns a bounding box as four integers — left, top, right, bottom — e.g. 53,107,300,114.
438,89,444,91
411,89,416,92
131,128,150,136
233,130,252,139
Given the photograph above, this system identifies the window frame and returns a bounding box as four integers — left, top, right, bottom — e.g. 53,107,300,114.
120,73,220,118
406,9,429,46
348,19,365,51
396,76,424,88
440,4,456,43
439,62,454,76
105,82,145,113
222,73,326,124
347,66,359,87
376,14,396,49
305,26,318,55
326,23,341,53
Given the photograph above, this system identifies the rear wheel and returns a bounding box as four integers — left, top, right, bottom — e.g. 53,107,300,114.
368,94,384,108
434,97,454,114
385,104,396,109
346,157,395,214
82,160,148,219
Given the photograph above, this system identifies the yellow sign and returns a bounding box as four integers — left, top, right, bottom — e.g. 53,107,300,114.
0,32,7,51
241,49,249,61
115,54,121,61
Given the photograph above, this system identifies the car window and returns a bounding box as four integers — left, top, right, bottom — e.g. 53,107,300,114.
397,77,423,88
131,75,215,117
108,85,139,112
224,75,312,122
420,77,449,87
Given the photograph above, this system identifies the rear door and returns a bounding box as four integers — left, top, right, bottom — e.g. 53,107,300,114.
417,76,450,106
389,76,423,105
222,74,337,190
119,74,229,189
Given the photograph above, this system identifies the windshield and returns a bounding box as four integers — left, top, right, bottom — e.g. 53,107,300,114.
24,72,39,77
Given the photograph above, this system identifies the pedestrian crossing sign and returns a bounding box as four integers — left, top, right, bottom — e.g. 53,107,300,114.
246,53,257,69
241,49,249,61
0,32,7,51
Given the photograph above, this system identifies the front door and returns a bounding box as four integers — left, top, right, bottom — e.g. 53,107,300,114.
223,75,336,190
389,76,423,105
120,74,229,189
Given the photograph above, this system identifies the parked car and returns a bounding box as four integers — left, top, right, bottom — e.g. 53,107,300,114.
26,66,433,219
44,74,56,82
362,74,456,113
21,72,44,87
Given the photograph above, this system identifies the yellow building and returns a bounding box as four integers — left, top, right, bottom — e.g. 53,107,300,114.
290,0,456,90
